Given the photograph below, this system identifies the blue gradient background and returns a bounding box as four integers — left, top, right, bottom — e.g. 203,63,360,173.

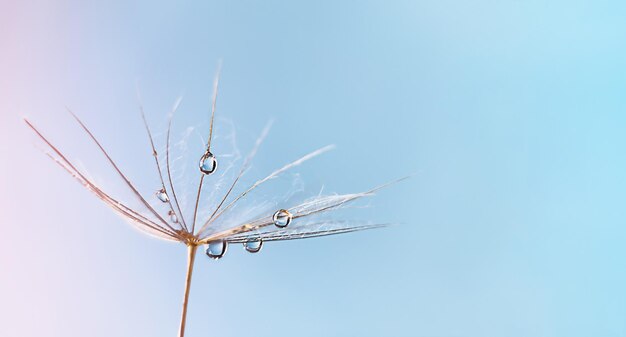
2,1,626,336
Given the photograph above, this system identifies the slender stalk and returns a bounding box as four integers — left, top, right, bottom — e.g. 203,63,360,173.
178,245,198,337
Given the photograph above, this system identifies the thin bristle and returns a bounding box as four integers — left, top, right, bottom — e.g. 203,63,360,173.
165,97,190,231
198,176,404,243
225,222,390,243
66,109,179,234
24,118,180,241
139,95,189,232
191,66,222,234
206,61,222,152
203,121,273,228
46,151,179,240
25,71,403,337
196,144,335,236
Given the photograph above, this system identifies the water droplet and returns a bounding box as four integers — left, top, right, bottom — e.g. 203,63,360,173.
168,210,178,223
205,241,227,260
243,238,263,253
199,151,217,175
156,188,169,202
273,209,292,228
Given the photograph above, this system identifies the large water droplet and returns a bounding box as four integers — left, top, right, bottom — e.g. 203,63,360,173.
273,209,292,228
206,241,227,260
168,210,178,223
199,151,217,175
243,238,263,253
156,188,169,203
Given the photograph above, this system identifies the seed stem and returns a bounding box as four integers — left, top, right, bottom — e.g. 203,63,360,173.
178,244,198,337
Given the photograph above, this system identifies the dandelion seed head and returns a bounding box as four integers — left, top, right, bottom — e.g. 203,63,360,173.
25,71,405,337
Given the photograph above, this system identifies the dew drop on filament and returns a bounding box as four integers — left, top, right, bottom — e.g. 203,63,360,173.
206,241,227,260
156,188,169,203
199,151,217,175
273,209,292,228
168,210,178,223
243,238,263,253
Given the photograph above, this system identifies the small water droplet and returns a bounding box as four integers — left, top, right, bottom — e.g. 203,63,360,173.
156,188,169,202
243,238,263,253
168,210,178,223
199,151,217,175
273,209,292,228
206,241,227,260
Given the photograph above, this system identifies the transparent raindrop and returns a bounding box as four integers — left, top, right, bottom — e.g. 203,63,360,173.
243,238,263,253
199,151,217,175
206,241,227,260
168,210,178,223
273,209,292,228
156,188,169,203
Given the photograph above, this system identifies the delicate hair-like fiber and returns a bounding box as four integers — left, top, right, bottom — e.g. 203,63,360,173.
25,69,403,337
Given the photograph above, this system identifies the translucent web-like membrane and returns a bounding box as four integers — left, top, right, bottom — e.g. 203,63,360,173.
25,99,247,243
26,68,404,246
164,117,243,230
137,69,243,235
199,172,307,238
199,177,407,244
26,103,404,246
190,113,406,243
194,144,336,237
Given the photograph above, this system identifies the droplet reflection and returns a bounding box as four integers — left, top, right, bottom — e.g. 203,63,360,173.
205,241,227,260
243,238,263,253
199,151,217,175
168,210,178,223
156,188,169,203
273,209,292,228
